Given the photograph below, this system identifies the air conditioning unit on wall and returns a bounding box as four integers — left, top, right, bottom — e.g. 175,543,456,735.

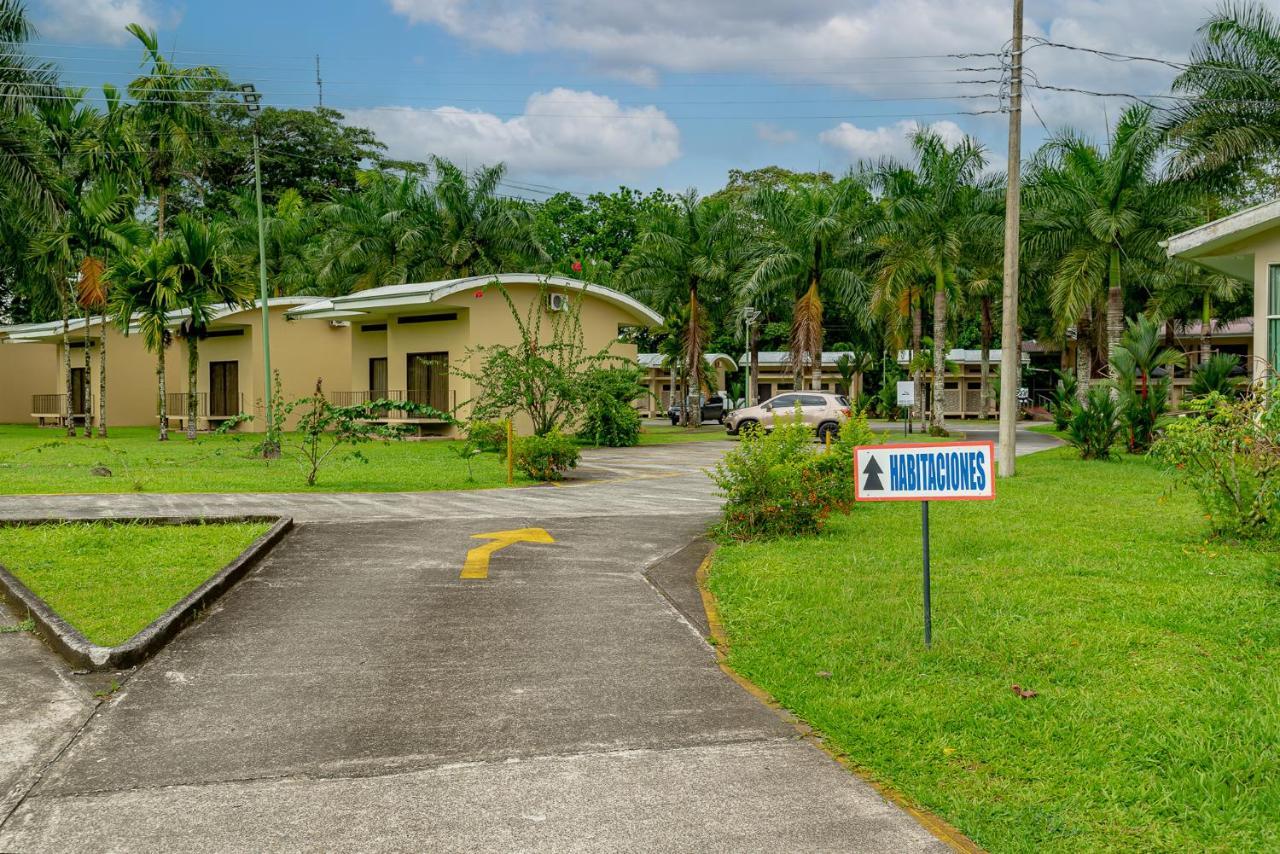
546,293,569,312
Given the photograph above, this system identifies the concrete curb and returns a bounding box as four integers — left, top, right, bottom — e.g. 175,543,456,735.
0,515,292,671
695,548,986,854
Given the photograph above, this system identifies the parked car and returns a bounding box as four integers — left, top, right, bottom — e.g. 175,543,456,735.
724,391,851,440
667,392,729,425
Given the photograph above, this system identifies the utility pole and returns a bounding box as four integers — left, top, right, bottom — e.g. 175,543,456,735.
240,83,278,456
315,55,323,107
744,306,761,406
997,0,1023,478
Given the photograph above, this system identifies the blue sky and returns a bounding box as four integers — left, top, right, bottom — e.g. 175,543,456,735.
32,0,1219,199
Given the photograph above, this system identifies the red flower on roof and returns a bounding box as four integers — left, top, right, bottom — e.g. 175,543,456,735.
473,290,484,298
571,260,583,273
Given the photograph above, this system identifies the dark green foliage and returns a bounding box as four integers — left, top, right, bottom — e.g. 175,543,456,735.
1189,353,1245,398
710,411,874,541
1153,391,1280,538
1064,386,1123,460
466,419,509,454
578,367,645,447
1049,369,1078,430
514,430,579,481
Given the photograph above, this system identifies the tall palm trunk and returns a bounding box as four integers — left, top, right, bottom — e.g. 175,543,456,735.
157,341,169,442
1106,246,1123,367
930,264,947,432
1075,310,1092,402
911,291,924,431
59,290,75,437
1200,292,1213,366
82,307,93,438
980,295,993,418
748,322,760,406
686,287,702,427
186,335,199,440
97,313,108,437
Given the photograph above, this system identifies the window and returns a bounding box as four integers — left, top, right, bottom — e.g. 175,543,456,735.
799,395,827,407
369,358,388,396
397,313,458,324
407,352,449,410
1270,265,1280,375
360,323,387,333
770,394,799,408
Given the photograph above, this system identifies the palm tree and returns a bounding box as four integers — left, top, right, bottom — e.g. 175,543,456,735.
1166,2,1280,185
317,169,437,293
834,351,874,409
1189,352,1245,398
743,177,875,392
866,128,1001,432
622,191,742,425
1110,314,1185,452
0,0,60,217
431,157,545,276
1151,263,1247,366
229,188,319,296
170,215,251,439
1026,105,1192,398
108,237,180,440
125,24,225,240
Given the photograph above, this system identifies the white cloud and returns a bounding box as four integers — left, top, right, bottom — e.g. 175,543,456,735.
344,88,680,178
387,0,1219,137
754,123,798,145
819,119,966,162
38,0,178,45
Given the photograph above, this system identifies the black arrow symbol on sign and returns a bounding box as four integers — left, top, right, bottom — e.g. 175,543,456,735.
862,456,884,491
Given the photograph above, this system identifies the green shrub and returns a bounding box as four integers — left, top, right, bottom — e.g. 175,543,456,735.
1048,369,1077,431
1064,386,1122,460
578,367,644,447
1152,391,1280,538
806,413,876,511
1118,377,1171,454
467,419,508,453
710,411,875,541
515,430,580,481
1188,353,1245,399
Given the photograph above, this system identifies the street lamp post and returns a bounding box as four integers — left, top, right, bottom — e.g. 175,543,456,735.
743,306,761,406
240,83,277,456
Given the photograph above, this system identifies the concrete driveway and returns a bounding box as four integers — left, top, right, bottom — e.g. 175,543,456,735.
0,434,1062,851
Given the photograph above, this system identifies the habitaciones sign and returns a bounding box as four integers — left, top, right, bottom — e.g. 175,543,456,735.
854,441,995,502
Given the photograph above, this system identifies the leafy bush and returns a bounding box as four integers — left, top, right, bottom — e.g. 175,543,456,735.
1048,369,1077,431
1118,376,1171,453
1152,391,1280,538
1064,386,1122,460
1188,353,1244,399
515,430,580,481
710,410,875,540
578,367,644,447
805,413,876,511
467,419,508,454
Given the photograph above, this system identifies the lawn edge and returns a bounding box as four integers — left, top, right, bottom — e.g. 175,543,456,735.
695,548,985,854
0,515,292,671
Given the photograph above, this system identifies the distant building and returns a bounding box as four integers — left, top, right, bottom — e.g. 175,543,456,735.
636,352,736,417
896,348,1028,419
1164,198,1280,381
736,351,862,404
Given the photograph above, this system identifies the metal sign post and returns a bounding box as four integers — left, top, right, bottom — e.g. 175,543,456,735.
854,441,996,646
896,382,915,436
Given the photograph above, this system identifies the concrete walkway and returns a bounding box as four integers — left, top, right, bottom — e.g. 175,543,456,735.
0,434,1054,851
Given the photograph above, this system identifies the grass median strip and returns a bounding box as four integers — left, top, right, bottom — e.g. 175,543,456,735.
0,425,529,494
0,520,271,646
708,448,1280,852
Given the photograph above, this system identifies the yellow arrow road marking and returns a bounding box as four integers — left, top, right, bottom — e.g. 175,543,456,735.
460,527,555,579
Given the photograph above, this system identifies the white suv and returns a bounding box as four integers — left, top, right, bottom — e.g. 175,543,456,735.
724,391,851,441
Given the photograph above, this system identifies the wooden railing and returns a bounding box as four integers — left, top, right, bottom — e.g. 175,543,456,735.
329,390,448,421
161,392,245,420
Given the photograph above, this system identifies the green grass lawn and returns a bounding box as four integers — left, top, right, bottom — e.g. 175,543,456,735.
709,448,1280,852
0,424,532,493
0,520,271,645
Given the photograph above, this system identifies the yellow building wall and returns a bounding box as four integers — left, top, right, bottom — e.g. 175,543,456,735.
0,341,57,423
1194,228,1280,380
349,323,388,391
47,324,161,429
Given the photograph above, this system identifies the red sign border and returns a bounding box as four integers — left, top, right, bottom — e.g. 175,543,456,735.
853,440,997,502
